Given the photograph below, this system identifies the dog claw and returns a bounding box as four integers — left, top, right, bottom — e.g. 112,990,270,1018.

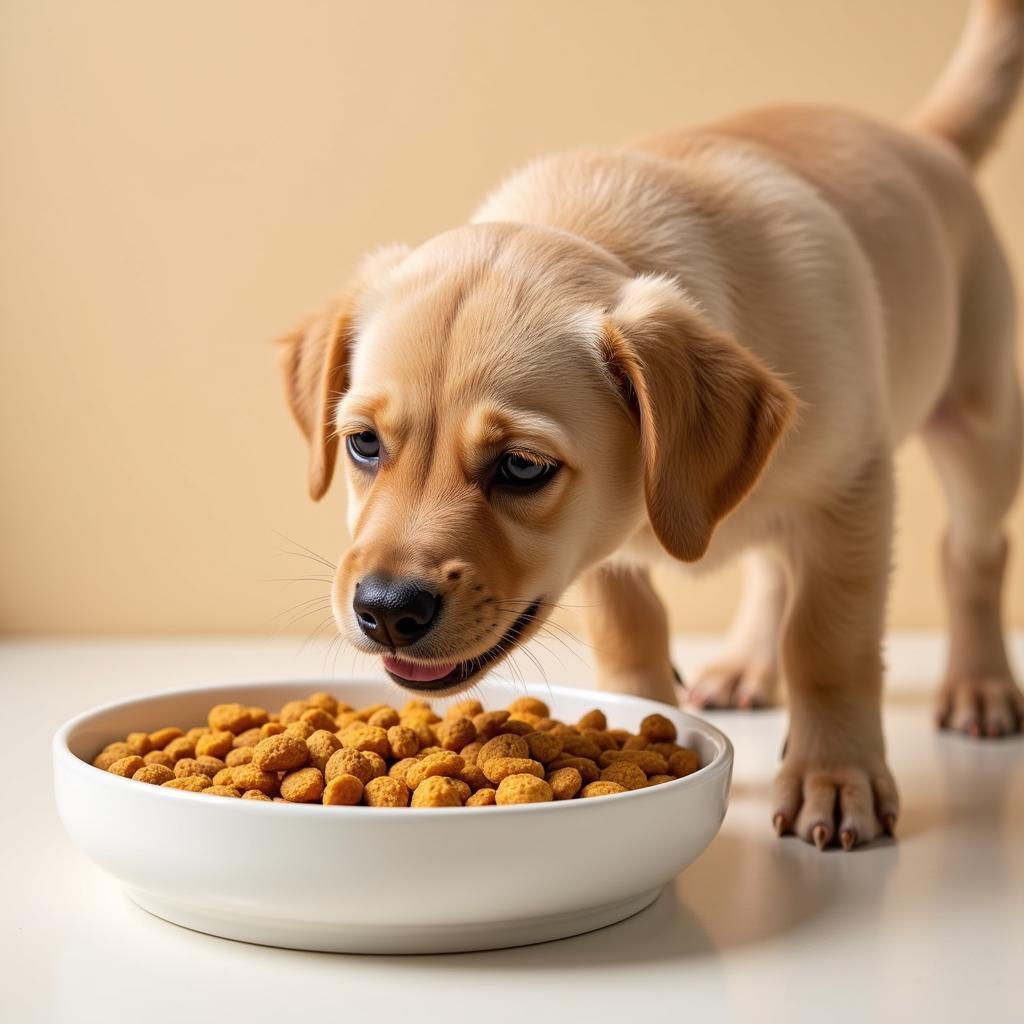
839,829,855,851
773,813,787,836
812,824,830,850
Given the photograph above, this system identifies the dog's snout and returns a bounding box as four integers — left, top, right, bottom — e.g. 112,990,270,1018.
352,574,441,648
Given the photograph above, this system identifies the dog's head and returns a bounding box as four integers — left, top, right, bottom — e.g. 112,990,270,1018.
280,222,794,693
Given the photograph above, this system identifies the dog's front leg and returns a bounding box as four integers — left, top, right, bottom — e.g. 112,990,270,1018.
578,563,679,706
774,452,900,850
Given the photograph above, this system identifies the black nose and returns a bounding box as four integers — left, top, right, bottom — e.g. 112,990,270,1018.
352,574,441,647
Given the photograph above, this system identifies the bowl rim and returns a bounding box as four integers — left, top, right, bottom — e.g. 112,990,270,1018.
53,677,733,821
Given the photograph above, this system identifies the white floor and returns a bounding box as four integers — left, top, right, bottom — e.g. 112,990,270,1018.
3,633,1023,1023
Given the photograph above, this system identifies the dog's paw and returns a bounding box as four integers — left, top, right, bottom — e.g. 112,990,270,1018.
772,752,898,850
936,675,1024,738
687,657,778,710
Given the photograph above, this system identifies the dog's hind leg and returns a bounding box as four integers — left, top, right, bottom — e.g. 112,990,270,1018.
688,549,788,709
924,234,1024,738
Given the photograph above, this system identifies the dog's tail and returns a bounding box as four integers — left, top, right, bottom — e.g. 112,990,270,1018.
911,0,1024,166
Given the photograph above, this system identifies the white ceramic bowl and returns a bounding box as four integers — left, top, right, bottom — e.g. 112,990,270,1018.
53,679,732,953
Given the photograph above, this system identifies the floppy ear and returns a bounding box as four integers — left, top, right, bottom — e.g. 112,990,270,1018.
278,244,410,500
603,275,797,562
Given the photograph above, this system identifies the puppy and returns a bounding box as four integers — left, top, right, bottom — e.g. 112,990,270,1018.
280,0,1024,849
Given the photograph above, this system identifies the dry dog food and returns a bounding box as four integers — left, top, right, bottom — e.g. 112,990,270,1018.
89,695,700,808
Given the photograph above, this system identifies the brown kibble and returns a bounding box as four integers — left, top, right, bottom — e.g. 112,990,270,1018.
163,736,197,762
405,751,465,789
208,702,253,734
300,707,338,732
646,774,677,786
213,767,235,786
583,729,619,751
560,733,603,760
125,732,153,756
342,725,391,758
132,764,174,785
482,756,545,784
247,706,270,727
242,789,271,800
335,711,362,730
142,750,175,769
307,691,338,715
668,749,700,777
496,774,553,804
471,710,511,740
186,726,212,744
306,729,342,773
581,780,627,798
363,776,410,807
174,757,209,779
367,707,400,730
577,708,607,731
93,743,133,770
507,696,550,718
386,725,419,759
259,721,286,739
648,741,682,758
445,698,484,720
639,713,677,743
459,740,484,764
148,727,184,750
322,773,364,806
232,727,262,749
524,731,563,764
280,766,324,803
436,716,477,751
477,734,529,764
600,761,648,790
500,719,534,736
195,731,233,759
621,735,649,751
107,755,145,778
325,748,374,784
284,720,315,741
252,734,309,772
546,755,600,784
197,755,227,775
362,751,388,779
458,764,490,791
598,749,669,776
162,775,213,792
355,702,391,722
225,746,254,768
411,776,464,807
278,700,309,724
466,788,497,806
547,766,583,800
388,757,419,786
203,785,241,798
229,764,280,795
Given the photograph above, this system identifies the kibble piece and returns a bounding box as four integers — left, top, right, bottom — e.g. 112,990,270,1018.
242,789,272,801
524,731,563,764
639,713,677,743
284,721,315,741
197,755,227,775
388,757,419,786
411,776,464,807
213,767,236,786
208,702,253,734
495,774,553,805
458,764,490,791
229,764,280,795
466,788,497,807
648,741,682,759
577,708,607,731
507,696,550,718
280,767,325,803
646,774,677,787
300,707,338,732
107,755,145,778
195,731,233,759
259,721,286,739
203,785,241,798
458,740,484,764
482,757,545,785
367,707,400,730
436,716,476,752
547,766,583,800
325,748,374,784
445,698,484,720
361,751,388,779
93,744,133,770
472,710,511,740
598,749,668,776
162,736,196,762
363,776,410,807
600,761,648,791
125,732,153,756
500,719,534,736
232,727,262,749
621,735,649,751
142,750,175,769
405,751,465,789
162,775,213,792
305,729,342,773
341,725,391,758
547,755,600,784
560,733,603,760
477,734,529,764
247,706,270,727
252,734,309,772
583,729,619,751
307,691,338,715
386,725,419,759
668,749,700,778
148,727,184,750
278,700,309,725
580,780,627,798
335,711,362,731
186,726,211,744
322,774,364,806
132,764,174,785
418,745,445,757
225,746,254,768
174,757,207,779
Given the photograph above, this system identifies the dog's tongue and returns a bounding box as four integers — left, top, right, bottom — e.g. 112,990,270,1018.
382,655,458,683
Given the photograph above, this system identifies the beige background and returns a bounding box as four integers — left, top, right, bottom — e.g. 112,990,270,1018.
2,0,1022,637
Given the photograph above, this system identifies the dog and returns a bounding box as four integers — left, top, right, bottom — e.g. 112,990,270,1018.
279,0,1024,849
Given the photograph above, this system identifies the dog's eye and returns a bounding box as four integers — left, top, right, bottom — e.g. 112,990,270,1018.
347,430,381,464
496,452,558,490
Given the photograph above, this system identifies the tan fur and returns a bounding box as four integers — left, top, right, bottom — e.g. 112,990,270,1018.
280,0,1024,847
